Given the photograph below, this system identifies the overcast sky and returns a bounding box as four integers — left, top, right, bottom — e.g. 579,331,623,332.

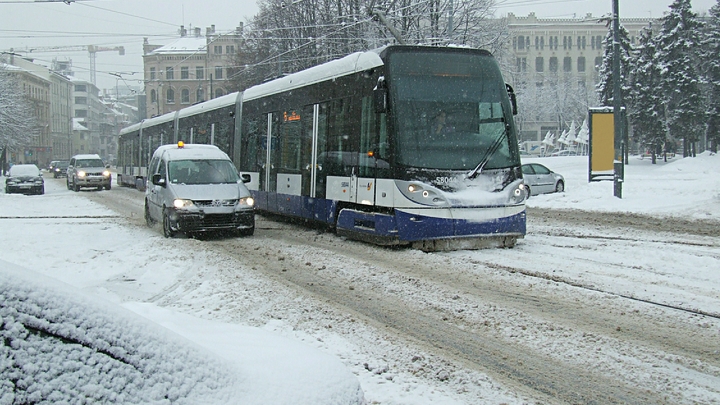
1,0,716,91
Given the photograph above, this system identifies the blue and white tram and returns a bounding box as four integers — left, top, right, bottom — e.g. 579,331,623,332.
118,45,527,250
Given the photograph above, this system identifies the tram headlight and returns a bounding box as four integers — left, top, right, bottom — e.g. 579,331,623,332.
511,183,528,204
173,198,194,209
408,184,419,193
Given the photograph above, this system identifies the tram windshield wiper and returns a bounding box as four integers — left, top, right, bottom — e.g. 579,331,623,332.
467,123,508,180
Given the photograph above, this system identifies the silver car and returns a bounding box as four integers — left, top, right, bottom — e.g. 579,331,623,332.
521,163,565,197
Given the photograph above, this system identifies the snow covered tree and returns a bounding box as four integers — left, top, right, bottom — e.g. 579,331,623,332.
628,27,666,163
0,65,38,158
655,0,705,157
596,22,633,107
700,0,720,153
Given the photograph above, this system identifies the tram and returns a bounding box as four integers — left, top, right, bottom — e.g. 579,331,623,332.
118,45,527,250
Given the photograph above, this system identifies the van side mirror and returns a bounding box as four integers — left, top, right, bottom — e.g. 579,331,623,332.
506,83,518,115
240,173,251,183
151,173,166,187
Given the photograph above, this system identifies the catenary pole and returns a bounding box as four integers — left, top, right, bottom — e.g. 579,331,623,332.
612,0,624,198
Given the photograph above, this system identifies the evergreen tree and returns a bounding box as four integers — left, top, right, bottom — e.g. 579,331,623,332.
596,22,633,107
700,0,720,153
628,27,666,163
655,0,705,157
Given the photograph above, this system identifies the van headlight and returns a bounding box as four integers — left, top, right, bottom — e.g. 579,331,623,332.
173,199,194,209
102,170,111,177
238,197,254,207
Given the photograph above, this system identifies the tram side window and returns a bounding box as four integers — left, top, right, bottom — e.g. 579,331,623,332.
278,109,303,173
216,111,235,154
240,114,267,188
319,97,359,177
360,95,389,178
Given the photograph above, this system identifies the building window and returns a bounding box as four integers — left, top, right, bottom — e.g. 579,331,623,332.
214,45,222,54
535,57,544,72
166,67,174,80
181,89,190,104
74,97,87,105
516,57,527,72
196,66,204,80
167,88,175,103
150,68,156,80
582,36,586,49
151,89,157,103
567,36,572,49
549,57,558,72
535,36,539,50
226,45,234,54
577,57,586,72
74,85,86,92
595,56,603,71
540,36,544,50
215,88,224,98
563,57,572,72
75,109,87,118
181,66,189,79
215,66,223,79
196,88,204,103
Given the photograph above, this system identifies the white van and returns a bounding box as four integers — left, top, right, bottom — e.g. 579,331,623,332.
144,143,255,237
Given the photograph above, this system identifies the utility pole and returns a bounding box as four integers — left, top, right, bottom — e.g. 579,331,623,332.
447,0,454,42
612,0,624,198
372,10,406,45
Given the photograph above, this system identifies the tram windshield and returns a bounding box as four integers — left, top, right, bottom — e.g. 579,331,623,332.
388,50,518,171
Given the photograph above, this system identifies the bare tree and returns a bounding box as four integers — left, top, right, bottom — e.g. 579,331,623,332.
229,0,502,90
0,65,39,155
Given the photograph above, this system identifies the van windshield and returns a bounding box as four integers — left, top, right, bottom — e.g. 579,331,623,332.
168,159,240,185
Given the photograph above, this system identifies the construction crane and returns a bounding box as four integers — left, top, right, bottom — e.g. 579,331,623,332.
7,45,125,85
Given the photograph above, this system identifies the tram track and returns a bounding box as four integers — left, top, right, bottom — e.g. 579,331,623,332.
203,218,720,404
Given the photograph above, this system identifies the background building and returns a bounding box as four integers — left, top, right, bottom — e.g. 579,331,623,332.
502,13,654,143
143,24,244,118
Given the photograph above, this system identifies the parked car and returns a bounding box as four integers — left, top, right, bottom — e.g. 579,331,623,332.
66,154,111,191
5,164,44,195
52,160,70,178
549,150,577,157
521,163,564,197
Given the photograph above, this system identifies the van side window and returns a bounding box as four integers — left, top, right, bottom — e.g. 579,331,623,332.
158,159,167,180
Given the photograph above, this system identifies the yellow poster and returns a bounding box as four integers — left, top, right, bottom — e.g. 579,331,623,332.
590,111,615,173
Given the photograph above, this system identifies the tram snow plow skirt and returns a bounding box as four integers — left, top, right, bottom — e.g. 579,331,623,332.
411,234,521,252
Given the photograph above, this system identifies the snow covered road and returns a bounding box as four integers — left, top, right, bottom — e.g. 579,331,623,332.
72,178,720,405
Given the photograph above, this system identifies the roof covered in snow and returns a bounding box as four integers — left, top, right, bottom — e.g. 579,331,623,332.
149,37,208,55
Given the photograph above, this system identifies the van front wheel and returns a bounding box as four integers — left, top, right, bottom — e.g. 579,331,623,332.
162,208,176,238
145,200,155,227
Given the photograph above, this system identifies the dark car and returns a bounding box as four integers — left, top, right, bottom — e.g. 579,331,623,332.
5,164,44,195
52,160,70,178
521,163,565,197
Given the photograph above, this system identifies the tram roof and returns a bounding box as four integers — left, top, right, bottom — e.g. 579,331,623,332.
177,92,238,119
118,110,177,136
241,49,385,102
